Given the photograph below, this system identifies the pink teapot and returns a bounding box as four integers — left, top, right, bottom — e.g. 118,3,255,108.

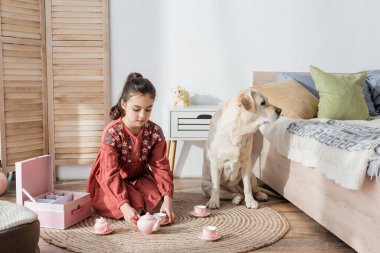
137,212,160,234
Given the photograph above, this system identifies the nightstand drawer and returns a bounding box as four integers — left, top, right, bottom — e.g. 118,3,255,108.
170,111,215,138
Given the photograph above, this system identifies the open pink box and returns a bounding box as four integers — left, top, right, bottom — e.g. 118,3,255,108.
16,155,91,229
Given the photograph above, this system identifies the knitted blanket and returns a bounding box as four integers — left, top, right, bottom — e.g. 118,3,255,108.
260,117,380,190
0,201,37,231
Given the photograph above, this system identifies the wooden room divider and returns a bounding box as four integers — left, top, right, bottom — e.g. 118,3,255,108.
45,0,109,168
0,0,109,174
0,0,48,173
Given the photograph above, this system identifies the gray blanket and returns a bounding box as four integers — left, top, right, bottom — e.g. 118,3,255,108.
260,117,380,190
287,120,380,177
287,120,380,153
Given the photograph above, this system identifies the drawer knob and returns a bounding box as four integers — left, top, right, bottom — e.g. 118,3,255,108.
197,114,212,119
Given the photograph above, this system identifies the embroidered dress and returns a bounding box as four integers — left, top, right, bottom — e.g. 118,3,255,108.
87,118,173,219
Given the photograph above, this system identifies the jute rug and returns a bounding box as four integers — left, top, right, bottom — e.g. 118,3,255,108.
41,192,289,253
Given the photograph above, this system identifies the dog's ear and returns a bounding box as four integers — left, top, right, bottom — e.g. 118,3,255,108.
241,91,256,112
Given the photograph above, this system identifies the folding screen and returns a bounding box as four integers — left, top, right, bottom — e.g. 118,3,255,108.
0,0,110,173
0,0,48,173
45,0,109,166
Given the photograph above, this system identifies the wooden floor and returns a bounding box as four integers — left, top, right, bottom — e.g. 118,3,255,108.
0,178,356,253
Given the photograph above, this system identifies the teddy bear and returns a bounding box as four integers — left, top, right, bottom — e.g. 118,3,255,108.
171,85,191,107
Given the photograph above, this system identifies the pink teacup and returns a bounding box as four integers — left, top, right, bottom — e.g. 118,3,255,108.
94,217,111,233
202,225,219,239
153,212,169,224
194,205,207,216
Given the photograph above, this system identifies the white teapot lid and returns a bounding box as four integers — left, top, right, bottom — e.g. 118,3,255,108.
96,217,107,223
139,212,156,220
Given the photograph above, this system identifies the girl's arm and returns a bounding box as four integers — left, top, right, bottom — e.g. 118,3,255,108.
160,195,175,222
96,145,130,211
148,138,175,221
94,124,131,216
148,138,174,198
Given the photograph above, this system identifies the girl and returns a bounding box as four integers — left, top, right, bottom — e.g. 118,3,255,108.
87,72,175,225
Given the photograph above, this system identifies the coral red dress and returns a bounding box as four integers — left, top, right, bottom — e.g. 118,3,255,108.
86,118,173,219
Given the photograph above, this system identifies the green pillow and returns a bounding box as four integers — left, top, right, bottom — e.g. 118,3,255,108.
310,65,369,120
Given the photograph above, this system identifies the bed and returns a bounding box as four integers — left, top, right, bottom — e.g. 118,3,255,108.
251,70,380,253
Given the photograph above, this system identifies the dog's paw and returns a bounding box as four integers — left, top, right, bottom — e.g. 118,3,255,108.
206,198,220,209
254,191,268,201
245,198,259,209
232,193,243,205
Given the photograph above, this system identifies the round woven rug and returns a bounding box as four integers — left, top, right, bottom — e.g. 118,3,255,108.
41,192,289,253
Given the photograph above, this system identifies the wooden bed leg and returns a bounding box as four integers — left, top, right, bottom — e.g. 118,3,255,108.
169,140,177,173
166,140,171,159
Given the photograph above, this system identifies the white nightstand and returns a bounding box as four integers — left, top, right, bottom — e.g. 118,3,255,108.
163,105,219,172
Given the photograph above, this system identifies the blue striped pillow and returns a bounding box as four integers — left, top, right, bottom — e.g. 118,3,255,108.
366,70,380,115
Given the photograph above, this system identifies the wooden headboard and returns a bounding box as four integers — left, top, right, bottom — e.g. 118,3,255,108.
252,72,277,86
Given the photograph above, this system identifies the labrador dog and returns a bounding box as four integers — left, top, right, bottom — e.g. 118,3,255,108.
201,88,281,209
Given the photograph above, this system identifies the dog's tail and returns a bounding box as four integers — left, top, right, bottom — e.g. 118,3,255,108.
258,187,282,198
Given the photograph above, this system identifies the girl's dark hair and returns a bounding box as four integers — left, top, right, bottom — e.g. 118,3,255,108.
109,72,156,120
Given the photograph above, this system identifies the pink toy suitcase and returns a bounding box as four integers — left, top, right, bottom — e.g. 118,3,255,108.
16,155,91,229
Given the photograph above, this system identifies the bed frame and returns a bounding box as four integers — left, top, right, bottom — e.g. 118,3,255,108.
251,72,380,253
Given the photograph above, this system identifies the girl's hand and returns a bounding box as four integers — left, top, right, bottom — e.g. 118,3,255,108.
120,203,139,226
160,195,175,223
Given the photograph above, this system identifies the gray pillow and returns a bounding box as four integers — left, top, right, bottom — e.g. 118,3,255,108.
363,83,377,116
276,72,319,98
277,72,379,116
366,70,380,115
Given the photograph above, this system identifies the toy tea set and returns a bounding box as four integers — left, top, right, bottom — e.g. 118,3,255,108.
93,204,221,241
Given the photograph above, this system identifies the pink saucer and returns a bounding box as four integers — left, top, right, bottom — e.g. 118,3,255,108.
91,227,114,235
190,210,210,218
197,232,221,241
